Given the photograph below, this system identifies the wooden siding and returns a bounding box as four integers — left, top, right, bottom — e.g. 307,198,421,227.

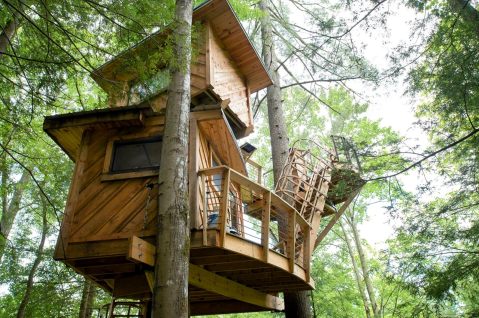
209,24,252,130
68,125,163,243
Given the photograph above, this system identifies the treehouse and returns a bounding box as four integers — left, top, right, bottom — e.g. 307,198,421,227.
44,0,364,316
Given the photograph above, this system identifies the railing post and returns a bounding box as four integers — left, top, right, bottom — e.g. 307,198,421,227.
261,191,271,263
200,172,207,246
257,165,263,185
219,169,230,248
304,224,311,282
287,209,296,273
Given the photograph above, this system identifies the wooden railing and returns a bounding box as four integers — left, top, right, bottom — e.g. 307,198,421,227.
198,166,311,277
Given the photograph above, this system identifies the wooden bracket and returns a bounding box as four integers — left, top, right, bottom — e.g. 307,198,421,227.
313,186,363,252
127,236,155,267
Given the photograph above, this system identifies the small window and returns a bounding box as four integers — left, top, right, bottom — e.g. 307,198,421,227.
128,70,170,105
110,137,162,173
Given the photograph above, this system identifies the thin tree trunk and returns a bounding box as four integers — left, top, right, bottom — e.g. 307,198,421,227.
152,1,193,317
339,218,371,318
0,170,30,263
78,278,92,318
347,213,380,316
259,1,311,317
0,12,20,59
17,192,48,318
86,284,96,318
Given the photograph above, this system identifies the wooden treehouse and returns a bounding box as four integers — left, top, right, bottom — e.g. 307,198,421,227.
44,0,364,316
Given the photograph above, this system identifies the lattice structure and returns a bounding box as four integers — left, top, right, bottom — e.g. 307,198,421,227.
275,139,336,223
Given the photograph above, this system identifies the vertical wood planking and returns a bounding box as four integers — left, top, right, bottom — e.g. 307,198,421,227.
201,172,208,246
219,169,230,247
205,20,214,87
287,209,296,273
54,130,92,260
189,118,200,229
261,191,271,263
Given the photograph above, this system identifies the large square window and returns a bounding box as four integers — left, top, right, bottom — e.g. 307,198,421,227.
110,137,162,173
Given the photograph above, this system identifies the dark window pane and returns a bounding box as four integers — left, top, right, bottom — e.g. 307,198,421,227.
212,157,222,192
111,138,162,173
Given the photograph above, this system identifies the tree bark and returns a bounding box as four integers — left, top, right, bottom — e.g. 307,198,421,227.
0,170,30,263
152,1,193,317
16,192,48,318
339,219,371,318
347,212,380,316
259,1,311,317
0,12,20,60
86,283,96,318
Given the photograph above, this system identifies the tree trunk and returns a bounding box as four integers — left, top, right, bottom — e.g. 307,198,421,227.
259,1,311,317
0,170,30,263
339,219,371,318
0,12,20,60
152,1,193,317
347,213,380,316
86,283,96,318
78,278,92,318
16,192,48,318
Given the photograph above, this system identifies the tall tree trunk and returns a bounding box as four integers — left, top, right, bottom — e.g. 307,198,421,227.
17,192,48,318
152,1,193,317
78,279,92,318
259,1,311,317
339,219,371,318
0,170,30,263
0,12,20,59
347,213,380,316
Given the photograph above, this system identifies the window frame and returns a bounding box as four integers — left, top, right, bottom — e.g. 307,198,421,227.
101,132,162,182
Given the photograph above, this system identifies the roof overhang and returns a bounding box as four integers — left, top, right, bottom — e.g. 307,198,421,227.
91,0,273,94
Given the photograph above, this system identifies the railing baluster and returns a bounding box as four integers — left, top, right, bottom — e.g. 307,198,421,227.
261,191,271,263
287,209,296,273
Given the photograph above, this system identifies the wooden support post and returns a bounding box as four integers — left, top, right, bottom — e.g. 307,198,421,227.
188,263,284,311
219,169,230,247
127,236,155,266
258,165,263,185
201,172,208,246
287,210,296,273
261,191,271,263
108,297,115,318
189,118,200,229
313,186,363,252
54,130,92,260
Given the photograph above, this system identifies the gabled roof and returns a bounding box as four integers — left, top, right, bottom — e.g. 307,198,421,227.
91,0,272,94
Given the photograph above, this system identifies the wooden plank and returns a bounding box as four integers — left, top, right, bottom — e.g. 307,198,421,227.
68,231,156,243
189,118,200,229
127,236,155,266
54,130,92,260
188,263,284,311
66,239,131,259
100,169,159,182
190,109,223,121
219,169,230,247
229,169,265,194
261,191,271,263
198,165,227,177
313,187,362,253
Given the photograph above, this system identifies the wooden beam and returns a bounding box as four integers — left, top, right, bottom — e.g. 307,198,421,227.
127,236,155,267
190,300,269,316
54,130,92,260
313,186,363,252
189,118,200,229
200,172,208,246
188,263,284,311
205,20,214,87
